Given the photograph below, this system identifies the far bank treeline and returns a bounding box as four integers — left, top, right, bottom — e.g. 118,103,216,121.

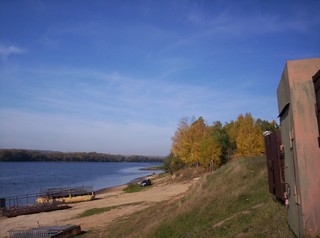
0,150,164,162
164,113,278,172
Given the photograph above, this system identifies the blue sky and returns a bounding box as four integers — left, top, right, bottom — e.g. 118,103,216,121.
0,0,319,156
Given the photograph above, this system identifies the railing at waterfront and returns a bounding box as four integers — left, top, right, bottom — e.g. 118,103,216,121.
0,193,70,217
39,185,94,199
0,185,94,218
1,193,38,209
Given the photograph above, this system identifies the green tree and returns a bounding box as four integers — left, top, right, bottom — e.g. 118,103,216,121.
223,119,240,158
199,125,222,171
211,121,231,164
256,119,279,132
163,153,185,172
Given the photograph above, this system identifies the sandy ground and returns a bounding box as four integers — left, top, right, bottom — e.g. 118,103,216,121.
0,176,194,238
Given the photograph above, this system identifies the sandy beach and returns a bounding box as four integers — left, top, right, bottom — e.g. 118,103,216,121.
0,175,195,238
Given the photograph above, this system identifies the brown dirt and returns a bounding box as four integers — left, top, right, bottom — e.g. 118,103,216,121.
0,176,194,238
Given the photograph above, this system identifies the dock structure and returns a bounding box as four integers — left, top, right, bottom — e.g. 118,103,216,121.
37,186,95,204
0,186,94,218
9,224,82,238
0,193,70,218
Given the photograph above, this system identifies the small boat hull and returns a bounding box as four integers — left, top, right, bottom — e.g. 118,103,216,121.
36,194,95,204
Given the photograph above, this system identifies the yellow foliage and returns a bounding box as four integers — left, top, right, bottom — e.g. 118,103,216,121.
171,113,268,168
235,113,264,158
171,117,223,168
171,118,191,163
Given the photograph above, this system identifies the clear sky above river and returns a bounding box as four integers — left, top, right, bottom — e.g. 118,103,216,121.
0,0,319,156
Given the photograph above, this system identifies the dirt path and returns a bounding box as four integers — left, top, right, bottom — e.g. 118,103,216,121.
0,177,194,238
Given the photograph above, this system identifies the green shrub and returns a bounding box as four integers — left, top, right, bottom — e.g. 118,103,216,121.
79,202,144,218
123,183,144,193
79,207,114,218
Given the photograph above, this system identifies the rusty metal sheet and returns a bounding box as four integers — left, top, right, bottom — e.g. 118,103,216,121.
277,58,320,237
265,131,285,202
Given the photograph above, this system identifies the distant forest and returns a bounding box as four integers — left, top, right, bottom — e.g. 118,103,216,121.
0,149,164,162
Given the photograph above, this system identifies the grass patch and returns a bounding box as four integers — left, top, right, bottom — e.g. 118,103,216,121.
140,165,163,171
78,202,143,218
79,207,114,218
173,166,206,181
123,183,145,193
155,172,169,179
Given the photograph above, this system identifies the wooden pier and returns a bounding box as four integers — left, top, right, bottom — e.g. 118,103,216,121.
0,186,94,217
37,186,95,204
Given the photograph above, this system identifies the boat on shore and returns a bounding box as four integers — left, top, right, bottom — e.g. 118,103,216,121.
36,186,95,204
0,186,95,217
0,194,70,218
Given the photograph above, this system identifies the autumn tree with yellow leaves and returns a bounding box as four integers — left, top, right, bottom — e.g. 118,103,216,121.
171,118,191,164
234,113,265,158
171,117,222,170
166,113,278,172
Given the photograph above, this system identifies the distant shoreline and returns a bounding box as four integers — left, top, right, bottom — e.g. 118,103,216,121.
0,160,163,163
0,149,164,163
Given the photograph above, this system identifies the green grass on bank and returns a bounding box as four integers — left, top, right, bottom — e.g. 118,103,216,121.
123,183,145,193
140,165,163,171
78,202,144,218
84,156,295,237
79,207,114,218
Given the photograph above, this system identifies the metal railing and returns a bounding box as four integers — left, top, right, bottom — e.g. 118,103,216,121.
39,185,94,199
1,193,39,209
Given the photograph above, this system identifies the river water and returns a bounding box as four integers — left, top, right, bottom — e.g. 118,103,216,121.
0,162,163,198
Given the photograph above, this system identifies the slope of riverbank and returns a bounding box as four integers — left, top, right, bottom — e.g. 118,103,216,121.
92,156,295,237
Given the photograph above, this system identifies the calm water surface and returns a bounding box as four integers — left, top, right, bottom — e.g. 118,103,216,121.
0,162,162,198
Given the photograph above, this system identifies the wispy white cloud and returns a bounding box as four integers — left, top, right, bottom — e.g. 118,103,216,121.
177,6,319,52
0,44,26,61
186,1,318,35
0,64,277,125
210,13,313,35
39,37,61,49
